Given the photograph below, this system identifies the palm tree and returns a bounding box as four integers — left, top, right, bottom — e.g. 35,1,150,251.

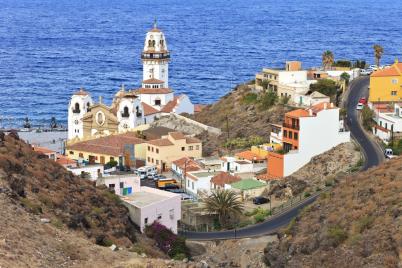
204,189,244,228
373,44,384,67
322,50,334,70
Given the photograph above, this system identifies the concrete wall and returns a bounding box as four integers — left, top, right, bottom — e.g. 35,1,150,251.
278,71,307,84
139,93,174,108
174,95,194,115
68,165,104,181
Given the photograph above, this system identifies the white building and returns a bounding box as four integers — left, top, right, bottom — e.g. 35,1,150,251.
67,22,194,141
185,170,220,197
221,157,254,174
68,164,104,181
372,103,402,144
121,187,181,234
96,174,141,196
262,102,350,179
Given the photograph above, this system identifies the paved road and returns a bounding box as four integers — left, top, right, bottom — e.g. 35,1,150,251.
344,76,384,169
181,77,384,240
180,194,318,240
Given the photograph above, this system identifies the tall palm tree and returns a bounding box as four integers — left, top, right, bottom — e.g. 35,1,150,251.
373,44,384,67
322,50,334,70
204,189,244,227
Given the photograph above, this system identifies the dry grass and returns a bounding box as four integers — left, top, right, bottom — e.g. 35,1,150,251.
264,157,402,268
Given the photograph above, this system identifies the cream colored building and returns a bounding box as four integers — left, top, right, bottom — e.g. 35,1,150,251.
146,132,202,171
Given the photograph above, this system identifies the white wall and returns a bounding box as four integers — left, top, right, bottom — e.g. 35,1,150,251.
68,165,104,181
101,175,141,195
278,71,307,84
283,108,350,176
68,94,93,140
186,175,212,196
139,92,174,109
117,98,143,132
174,95,194,115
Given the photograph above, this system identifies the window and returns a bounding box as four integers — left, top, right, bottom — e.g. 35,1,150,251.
192,182,194,190
69,151,74,155
156,148,159,154
148,157,150,162
144,218,148,224
392,79,398,84
120,182,124,189
152,158,154,163
79,153,83,158
187,180,190,187
391,91,397,96
148,146,150,151
151,147,154,152
181,147,185,151
154,99,161,106
189,146,193,151
108,184,115,189
294,132,298,140
289,131,293,139
156,160,159,165
196,145,200,150
157,214,162,220
283,130,288,138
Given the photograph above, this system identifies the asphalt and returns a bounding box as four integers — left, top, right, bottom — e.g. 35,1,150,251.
344,76,385,169
181,77,384,240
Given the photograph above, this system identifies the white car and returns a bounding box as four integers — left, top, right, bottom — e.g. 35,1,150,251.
368,65,378,70
360,69,372,75
356,103,364,110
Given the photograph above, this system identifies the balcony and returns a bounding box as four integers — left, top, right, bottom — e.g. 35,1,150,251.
121,112,130,118
283,123,299,130
72,109,81,114
141,52,170,60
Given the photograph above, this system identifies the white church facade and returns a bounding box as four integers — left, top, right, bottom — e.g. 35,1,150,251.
67,23,195,141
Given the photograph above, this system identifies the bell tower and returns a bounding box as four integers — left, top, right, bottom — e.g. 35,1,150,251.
141,20,170,88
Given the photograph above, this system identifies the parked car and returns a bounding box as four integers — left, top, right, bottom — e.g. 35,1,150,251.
356,103,364,110
253,196,269,205
384,148,396,159
368,65,378,71
153,174,167,181
358,97,367,105
136,165,157,180
360,69,373,75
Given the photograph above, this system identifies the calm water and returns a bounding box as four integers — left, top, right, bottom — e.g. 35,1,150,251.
1,0,402,127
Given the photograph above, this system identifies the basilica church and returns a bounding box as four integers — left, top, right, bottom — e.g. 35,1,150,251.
68,23,194,141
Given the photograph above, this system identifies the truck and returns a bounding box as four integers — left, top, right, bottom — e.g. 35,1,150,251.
156,178,178,189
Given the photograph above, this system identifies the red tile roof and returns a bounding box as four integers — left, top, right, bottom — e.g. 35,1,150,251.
143,78,165,84
194,104,206,113
186,137,201,144
373,125,390,133
257,173,282,181
210,172,241,187
133,88,172,94
286,109,311,118
33,146,55,154
235,150,266,161
169,132,186,140
160,96,180,113
56,155,77,166
67,133,145,157
148,138,174,147
141,102,160,116
172,157,202,171
73,88,90,96
371,63,402,77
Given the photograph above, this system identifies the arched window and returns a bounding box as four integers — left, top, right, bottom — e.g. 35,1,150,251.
73,103,80,113
122,106,129,117
154,97,161,106
148,40,152,47
152,40,155,47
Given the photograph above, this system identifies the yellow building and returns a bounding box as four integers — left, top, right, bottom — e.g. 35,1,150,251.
369,60,402,103
66,132,146,167
146,132,202,171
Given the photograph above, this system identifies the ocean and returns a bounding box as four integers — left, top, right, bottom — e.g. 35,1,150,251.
1,0,401,128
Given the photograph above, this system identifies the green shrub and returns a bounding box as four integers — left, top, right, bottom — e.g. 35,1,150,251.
355,216,374,233
20,198,42,214
327,225,348,246
310,79,339,97
238,220,253,228
173,253,187,261
304,192,311,198
242,93,258,104
95,235,114,247
254,213,266,223
361,106,375,130
258,91,278,110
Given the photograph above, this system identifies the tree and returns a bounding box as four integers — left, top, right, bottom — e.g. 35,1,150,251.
322,50,334,70
204,189,244,228
340,72,350,84
310,79,339,97
361,106,375,130
258,90,278,110
373,44,384,67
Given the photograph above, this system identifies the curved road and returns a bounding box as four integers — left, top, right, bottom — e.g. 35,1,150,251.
181,76,384,240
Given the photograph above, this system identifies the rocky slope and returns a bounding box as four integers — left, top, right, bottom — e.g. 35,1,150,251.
264,157,402,268
188,84,293,156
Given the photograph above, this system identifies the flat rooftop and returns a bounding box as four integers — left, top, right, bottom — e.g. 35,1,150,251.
121,191,171,208
190,171,220,178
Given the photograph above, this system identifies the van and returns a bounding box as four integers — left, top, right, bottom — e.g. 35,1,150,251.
384,148,396,159
136,165,157,180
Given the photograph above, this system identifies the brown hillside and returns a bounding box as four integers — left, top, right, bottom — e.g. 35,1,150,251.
0,132,136,248
190,84,293,155
264,157,402,268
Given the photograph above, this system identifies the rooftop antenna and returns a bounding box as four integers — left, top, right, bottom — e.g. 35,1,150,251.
153,18,157,29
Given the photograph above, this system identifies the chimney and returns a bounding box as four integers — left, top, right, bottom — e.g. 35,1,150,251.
330,102,334,108
309,109,313,116
99,96,103,104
